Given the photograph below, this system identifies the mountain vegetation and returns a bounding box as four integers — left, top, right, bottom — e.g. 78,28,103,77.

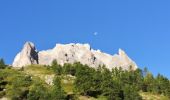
0,59,170,100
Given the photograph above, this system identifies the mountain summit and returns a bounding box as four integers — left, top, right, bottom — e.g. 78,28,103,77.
12,42,138,70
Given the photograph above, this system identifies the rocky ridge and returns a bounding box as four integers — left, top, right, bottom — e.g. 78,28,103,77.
12,42,138,70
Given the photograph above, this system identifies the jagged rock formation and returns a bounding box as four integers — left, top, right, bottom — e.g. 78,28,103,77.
12,42,38,67
12,42,138,70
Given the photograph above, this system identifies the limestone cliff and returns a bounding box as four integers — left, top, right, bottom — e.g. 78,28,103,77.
12,42,138,70
12,42,38,67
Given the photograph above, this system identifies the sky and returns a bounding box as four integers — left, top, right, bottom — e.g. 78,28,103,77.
0,0,170,78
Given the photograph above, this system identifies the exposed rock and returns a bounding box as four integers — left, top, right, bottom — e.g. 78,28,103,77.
12,42,38,68
12,42,138,70
44,75,55,85
0,97,8,100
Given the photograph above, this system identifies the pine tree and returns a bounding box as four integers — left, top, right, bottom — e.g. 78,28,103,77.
27,82,49,100
143,72,155,92
50,76,66,100
123,85,142,100
0,59,5,69
51,60,62,75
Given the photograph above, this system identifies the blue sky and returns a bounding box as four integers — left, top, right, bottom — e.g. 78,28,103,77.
0,0,170,78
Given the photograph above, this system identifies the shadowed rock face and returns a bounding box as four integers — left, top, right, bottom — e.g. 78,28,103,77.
12,42,138,70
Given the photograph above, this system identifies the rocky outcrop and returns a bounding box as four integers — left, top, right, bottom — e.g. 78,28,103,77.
45,75,55,85
12,42,38,68
12,42,138,70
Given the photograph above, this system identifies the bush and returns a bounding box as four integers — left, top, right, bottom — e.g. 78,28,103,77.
51,60,62,75
63,63,76,76
6,74,32,100
50,76,66,100
123,85,142,100
27,82,49,100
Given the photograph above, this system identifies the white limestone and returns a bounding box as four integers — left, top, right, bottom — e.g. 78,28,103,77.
12,42,38,68
12,42,138,70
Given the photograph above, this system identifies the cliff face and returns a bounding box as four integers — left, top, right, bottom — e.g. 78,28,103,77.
12,42,38,67
12,42,138,70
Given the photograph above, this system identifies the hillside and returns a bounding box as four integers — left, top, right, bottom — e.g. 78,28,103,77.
0,59,170,100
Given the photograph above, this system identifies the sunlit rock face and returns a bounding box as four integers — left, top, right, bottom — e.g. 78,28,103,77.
12,42,38,68
38,43,102,68
12,42,138,70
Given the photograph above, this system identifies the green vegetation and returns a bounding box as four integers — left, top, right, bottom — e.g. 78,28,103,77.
0,58,6,69
50,77,67,100
0,58,170,100
27,81,49,100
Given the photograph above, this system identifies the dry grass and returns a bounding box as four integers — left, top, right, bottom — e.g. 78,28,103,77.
21,65,55,84
140,92,169,100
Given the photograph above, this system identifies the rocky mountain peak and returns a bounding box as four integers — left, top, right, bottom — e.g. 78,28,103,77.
12,42,138,70
118,48,126,56
23,42,36,50
12,42,38,67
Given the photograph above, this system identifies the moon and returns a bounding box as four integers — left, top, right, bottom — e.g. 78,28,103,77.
93,32,98,36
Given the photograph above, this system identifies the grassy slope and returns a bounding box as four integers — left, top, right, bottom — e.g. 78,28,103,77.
23,65,54,76
139,92,169,100
19,65,169,100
